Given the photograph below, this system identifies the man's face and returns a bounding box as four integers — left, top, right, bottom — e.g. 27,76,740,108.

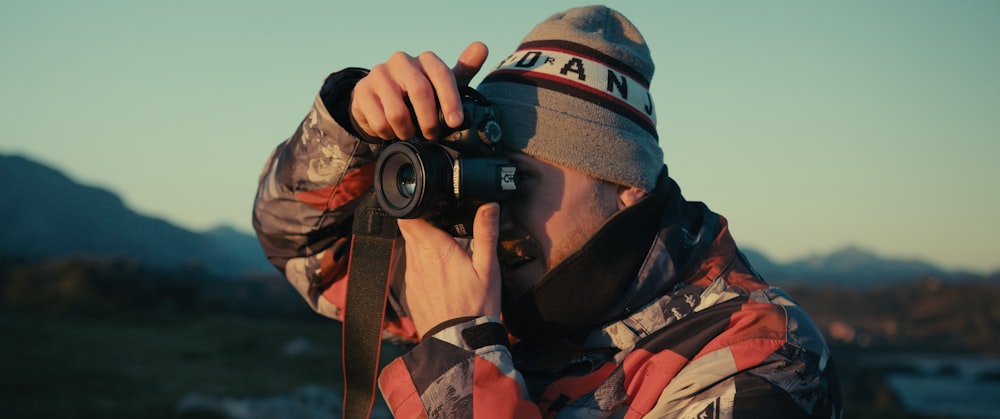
497,153,620,298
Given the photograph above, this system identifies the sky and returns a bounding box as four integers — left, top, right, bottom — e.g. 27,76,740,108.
1,1,998,274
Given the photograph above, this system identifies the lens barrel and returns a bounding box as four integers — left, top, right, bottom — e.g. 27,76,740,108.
454,157,518,203
374,141,452,219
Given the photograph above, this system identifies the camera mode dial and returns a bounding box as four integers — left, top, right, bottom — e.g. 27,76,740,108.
478,118,502,146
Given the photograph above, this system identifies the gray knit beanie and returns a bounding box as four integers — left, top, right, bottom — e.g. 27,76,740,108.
477,5,663,191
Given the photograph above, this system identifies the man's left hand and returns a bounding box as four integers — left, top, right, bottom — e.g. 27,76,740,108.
397,203,502,337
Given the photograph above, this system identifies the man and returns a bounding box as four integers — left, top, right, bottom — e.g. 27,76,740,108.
253,5,842,418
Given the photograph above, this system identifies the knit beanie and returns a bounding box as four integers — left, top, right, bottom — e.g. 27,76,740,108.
477,5,663,191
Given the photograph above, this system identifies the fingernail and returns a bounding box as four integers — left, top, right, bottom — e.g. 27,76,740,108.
483,202,499,218
447,111,463,127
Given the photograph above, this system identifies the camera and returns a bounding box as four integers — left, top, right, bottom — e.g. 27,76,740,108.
372,87,517,236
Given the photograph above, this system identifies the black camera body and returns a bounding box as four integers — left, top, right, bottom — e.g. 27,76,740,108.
373,87,517,236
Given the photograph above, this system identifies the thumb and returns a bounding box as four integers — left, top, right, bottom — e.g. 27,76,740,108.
471,202,501,280
453,41,489,87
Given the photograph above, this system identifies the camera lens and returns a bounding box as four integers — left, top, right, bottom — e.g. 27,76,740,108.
398,164,416,198
374,141,452,219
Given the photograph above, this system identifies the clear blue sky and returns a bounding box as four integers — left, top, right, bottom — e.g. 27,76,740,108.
2,1,998,273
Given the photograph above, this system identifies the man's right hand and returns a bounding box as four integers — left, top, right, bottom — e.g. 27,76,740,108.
350,41,489,142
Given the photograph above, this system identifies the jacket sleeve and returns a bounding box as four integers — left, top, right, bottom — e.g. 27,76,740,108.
625,288,842,419
378,317,543,418
252,68,417,341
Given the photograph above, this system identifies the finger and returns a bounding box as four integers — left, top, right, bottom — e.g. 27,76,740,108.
380,52,440,140
355,64,414,140
440,42,490,128
471,202,500,280
411,51,456,137
453,42,489,87
351,86,394,140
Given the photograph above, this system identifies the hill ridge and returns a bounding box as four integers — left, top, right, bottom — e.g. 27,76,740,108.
3,153,993,284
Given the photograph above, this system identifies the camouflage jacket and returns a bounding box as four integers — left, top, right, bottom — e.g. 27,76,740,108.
253,69,842,418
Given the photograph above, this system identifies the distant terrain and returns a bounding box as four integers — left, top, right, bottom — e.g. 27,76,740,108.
0,154,273,276
2,152,995,285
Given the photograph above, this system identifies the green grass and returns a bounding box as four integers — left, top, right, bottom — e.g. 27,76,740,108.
1,307,402,418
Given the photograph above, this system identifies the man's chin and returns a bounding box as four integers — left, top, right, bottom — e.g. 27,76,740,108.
500,260,545,298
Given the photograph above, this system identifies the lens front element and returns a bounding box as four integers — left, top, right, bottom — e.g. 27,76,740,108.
398,164,416,198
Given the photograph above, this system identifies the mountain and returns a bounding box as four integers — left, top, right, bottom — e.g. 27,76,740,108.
0,154,272,276
202,225,274,273
1,153,989,285
741,245,984,287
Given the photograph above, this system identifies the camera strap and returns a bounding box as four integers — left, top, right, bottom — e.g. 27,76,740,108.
343,191,400,419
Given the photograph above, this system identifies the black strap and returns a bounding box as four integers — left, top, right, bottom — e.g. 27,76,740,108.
343,192,400,419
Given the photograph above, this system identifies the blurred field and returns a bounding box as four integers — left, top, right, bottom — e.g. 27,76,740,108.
2,308,342,417
2,256,998,418
0,257,407,418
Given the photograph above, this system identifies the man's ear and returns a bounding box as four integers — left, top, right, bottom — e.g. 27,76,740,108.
618,186,647,210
